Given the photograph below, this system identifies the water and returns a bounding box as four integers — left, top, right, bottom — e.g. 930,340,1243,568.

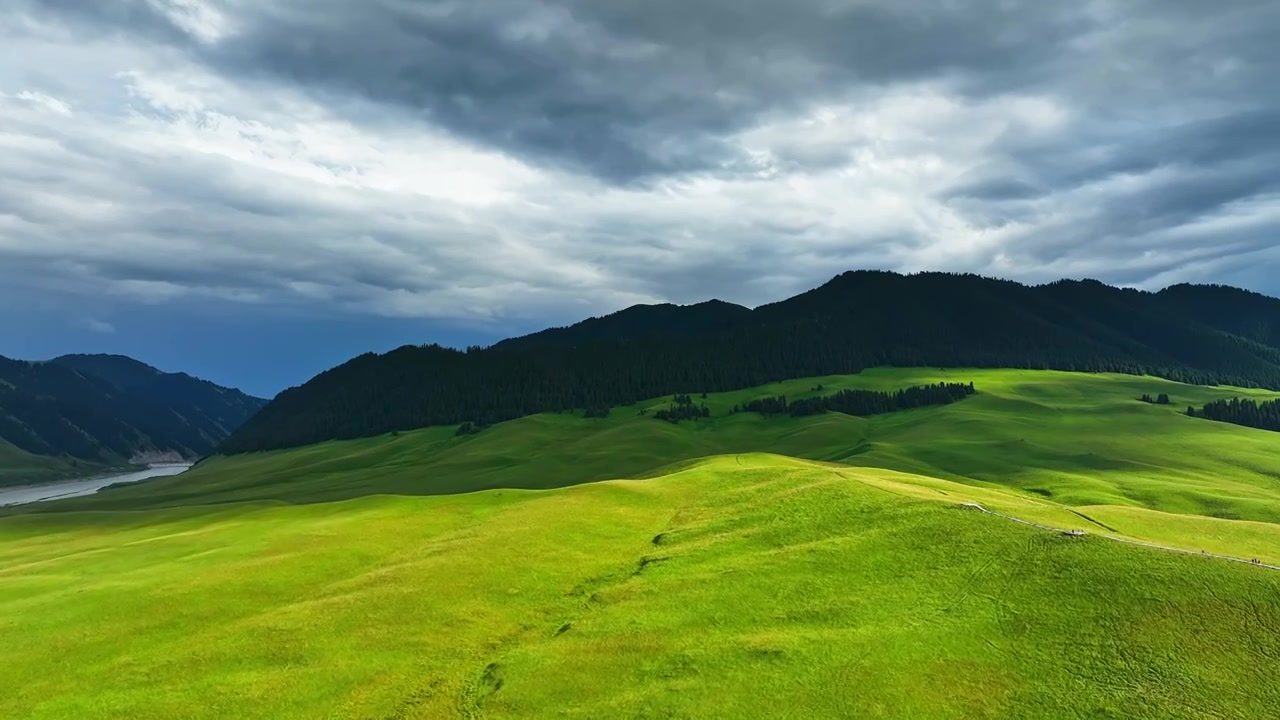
0,464,192,507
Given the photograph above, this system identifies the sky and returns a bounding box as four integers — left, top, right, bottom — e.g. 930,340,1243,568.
3,1,1280,398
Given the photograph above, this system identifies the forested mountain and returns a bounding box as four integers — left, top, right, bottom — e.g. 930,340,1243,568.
496,299,753,350
1156,283,1280,349
0,354,266,468
222,271,1280,454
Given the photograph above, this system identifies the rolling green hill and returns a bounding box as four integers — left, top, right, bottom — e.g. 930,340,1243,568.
2,454,1278,719
63,369,1280,527
0,354,266,485
6,368,1280,718
224,272,1280,454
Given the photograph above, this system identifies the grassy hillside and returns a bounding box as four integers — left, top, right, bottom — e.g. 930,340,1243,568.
49,369,1280,526
2,455,1278,719
0,439,114,487
8,369,1280,718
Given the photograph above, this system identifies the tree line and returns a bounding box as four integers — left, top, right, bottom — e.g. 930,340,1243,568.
653,393,711,423
1187,398,1280,433
735,382,976,418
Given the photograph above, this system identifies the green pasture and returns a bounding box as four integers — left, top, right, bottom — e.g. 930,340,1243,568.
2,455,1279,719
0,440,114,487
44,369,1280,527
5,369,1280,718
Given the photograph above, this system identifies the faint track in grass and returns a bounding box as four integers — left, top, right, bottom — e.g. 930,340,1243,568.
828,468,1279,572
958,502,1280,572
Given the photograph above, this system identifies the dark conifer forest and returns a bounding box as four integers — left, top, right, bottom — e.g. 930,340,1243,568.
740,383,975,418
221,271,1280,454
653,394,711,423
1187,398,1280,433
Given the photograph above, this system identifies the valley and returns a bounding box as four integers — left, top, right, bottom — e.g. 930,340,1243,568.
0,463,191,508
3,369,1280,718
0,354,265,486
9,1,1280,714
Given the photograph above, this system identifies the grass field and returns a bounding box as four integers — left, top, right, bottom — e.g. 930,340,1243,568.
41,369,1280,525
0,439,114,488
3,454,1279,719
4,369,1280,718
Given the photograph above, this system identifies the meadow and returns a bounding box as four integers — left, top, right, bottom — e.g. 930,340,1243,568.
0,441,113,487
44,369,1280,527
3,369,1280,718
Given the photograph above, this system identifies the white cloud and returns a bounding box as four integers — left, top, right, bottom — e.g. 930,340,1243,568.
118,70,543,207
1,0,1279,337
13,90,73,116
145,0,234,43
85,318,116,334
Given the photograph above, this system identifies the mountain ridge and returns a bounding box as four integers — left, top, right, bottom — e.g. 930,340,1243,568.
222,270,1280,454
495,298,752,350
0,353,266,481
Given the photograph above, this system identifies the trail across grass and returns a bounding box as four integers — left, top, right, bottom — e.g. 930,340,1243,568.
2,455,1279,719
958,500,1280,571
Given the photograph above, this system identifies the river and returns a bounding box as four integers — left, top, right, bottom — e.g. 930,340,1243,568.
0,464,192,507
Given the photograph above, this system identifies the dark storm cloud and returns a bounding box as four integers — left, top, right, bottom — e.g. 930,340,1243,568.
17,0,191,40
22,1,1280,186
5,0,1280,344
1003,110,1280,195
228,0,1114,180
947,104,1280,280
18,0,1102,181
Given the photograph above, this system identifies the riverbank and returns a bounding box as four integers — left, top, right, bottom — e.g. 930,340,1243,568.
0,446,119,489
0,464,193,508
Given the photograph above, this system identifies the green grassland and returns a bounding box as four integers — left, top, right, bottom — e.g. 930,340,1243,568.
2,454,1279,719
0,439,114,487
4,369,1280,718
43,369,1280,526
